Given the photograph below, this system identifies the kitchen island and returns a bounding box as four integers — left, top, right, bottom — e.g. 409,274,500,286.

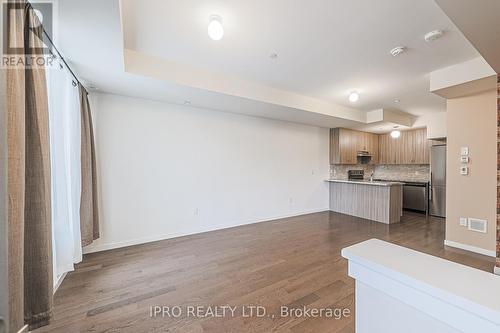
326,179,403,224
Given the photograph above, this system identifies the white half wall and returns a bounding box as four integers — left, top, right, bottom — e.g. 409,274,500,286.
84,93,330,253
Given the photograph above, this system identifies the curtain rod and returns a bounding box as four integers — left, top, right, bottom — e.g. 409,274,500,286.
42,28,83,89
27,0,85,89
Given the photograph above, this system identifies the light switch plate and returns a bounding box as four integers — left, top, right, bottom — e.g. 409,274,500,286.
460,166,468,175
460,156,469,163
459,217,467,226
460,147,469,156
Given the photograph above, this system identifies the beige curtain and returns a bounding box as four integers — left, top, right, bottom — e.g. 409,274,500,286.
7,1,26,331
7,0,53,330
79,84,100,246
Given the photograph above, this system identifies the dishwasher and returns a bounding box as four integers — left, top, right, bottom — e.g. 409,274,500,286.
403,182,428,213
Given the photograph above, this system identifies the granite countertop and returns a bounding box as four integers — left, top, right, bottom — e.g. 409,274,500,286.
325,179,403,187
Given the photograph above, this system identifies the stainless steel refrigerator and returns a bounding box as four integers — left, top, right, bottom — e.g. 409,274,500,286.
429,145,446,217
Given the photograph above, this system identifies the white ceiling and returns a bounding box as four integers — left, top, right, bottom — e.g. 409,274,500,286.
57,0,481,130
435,0,500,73
120,0,479,115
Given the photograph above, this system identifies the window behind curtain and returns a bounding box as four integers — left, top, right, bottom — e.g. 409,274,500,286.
46,59,82,287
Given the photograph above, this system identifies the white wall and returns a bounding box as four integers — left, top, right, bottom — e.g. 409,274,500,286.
413,112,447,139
430,57,495,94
84,93,330,253
356,282,459,333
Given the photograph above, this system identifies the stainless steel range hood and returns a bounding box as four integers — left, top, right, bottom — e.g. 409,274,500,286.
357,150,373,157
357,151,372,164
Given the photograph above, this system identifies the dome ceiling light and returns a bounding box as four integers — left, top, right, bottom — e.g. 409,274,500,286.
208,15,224,41
348,91,360,103
390,126,401,139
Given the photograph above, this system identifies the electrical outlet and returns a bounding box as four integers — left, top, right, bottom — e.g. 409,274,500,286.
459,217,467,226
460,166,468,175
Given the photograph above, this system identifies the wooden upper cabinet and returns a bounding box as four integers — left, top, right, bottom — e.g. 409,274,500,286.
414,128,429,164
330,128,379,164
367,133,379,164
330,127,428,165
330,128,356,164
378,128,429,165
378,133,397,164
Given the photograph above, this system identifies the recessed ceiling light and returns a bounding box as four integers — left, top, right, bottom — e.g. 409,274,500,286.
424,30,444,42
270,53,278,59
390,126,401,138
393,98,400,103
390,46,406,57
348,91,360,103
208,15,224,41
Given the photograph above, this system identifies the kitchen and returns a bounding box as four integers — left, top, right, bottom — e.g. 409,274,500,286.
327,127,446,223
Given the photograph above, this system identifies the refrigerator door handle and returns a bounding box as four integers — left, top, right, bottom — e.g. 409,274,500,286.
429,172,433,201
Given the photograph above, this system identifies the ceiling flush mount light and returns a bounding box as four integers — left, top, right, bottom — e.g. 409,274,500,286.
424,30,444,42
390,46,406,57
183,100,191,105
390,126,401,138
393,98,400,103
269,53,278,59
208,15,224,41
348,91,360,103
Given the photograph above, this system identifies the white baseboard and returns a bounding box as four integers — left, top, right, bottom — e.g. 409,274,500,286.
444,240,496,257
83,208,328,254
494,266,500,276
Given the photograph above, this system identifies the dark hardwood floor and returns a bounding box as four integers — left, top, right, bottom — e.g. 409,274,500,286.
35,211,495,333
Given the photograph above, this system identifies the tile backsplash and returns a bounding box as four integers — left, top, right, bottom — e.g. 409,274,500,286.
373,165,430,182
330,164,430,182
329,164,375,180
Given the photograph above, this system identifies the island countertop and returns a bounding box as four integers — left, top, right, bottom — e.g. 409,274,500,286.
325,179,403,187
327,179,403,223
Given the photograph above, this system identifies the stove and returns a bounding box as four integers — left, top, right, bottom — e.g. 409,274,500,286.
348,170,364,181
